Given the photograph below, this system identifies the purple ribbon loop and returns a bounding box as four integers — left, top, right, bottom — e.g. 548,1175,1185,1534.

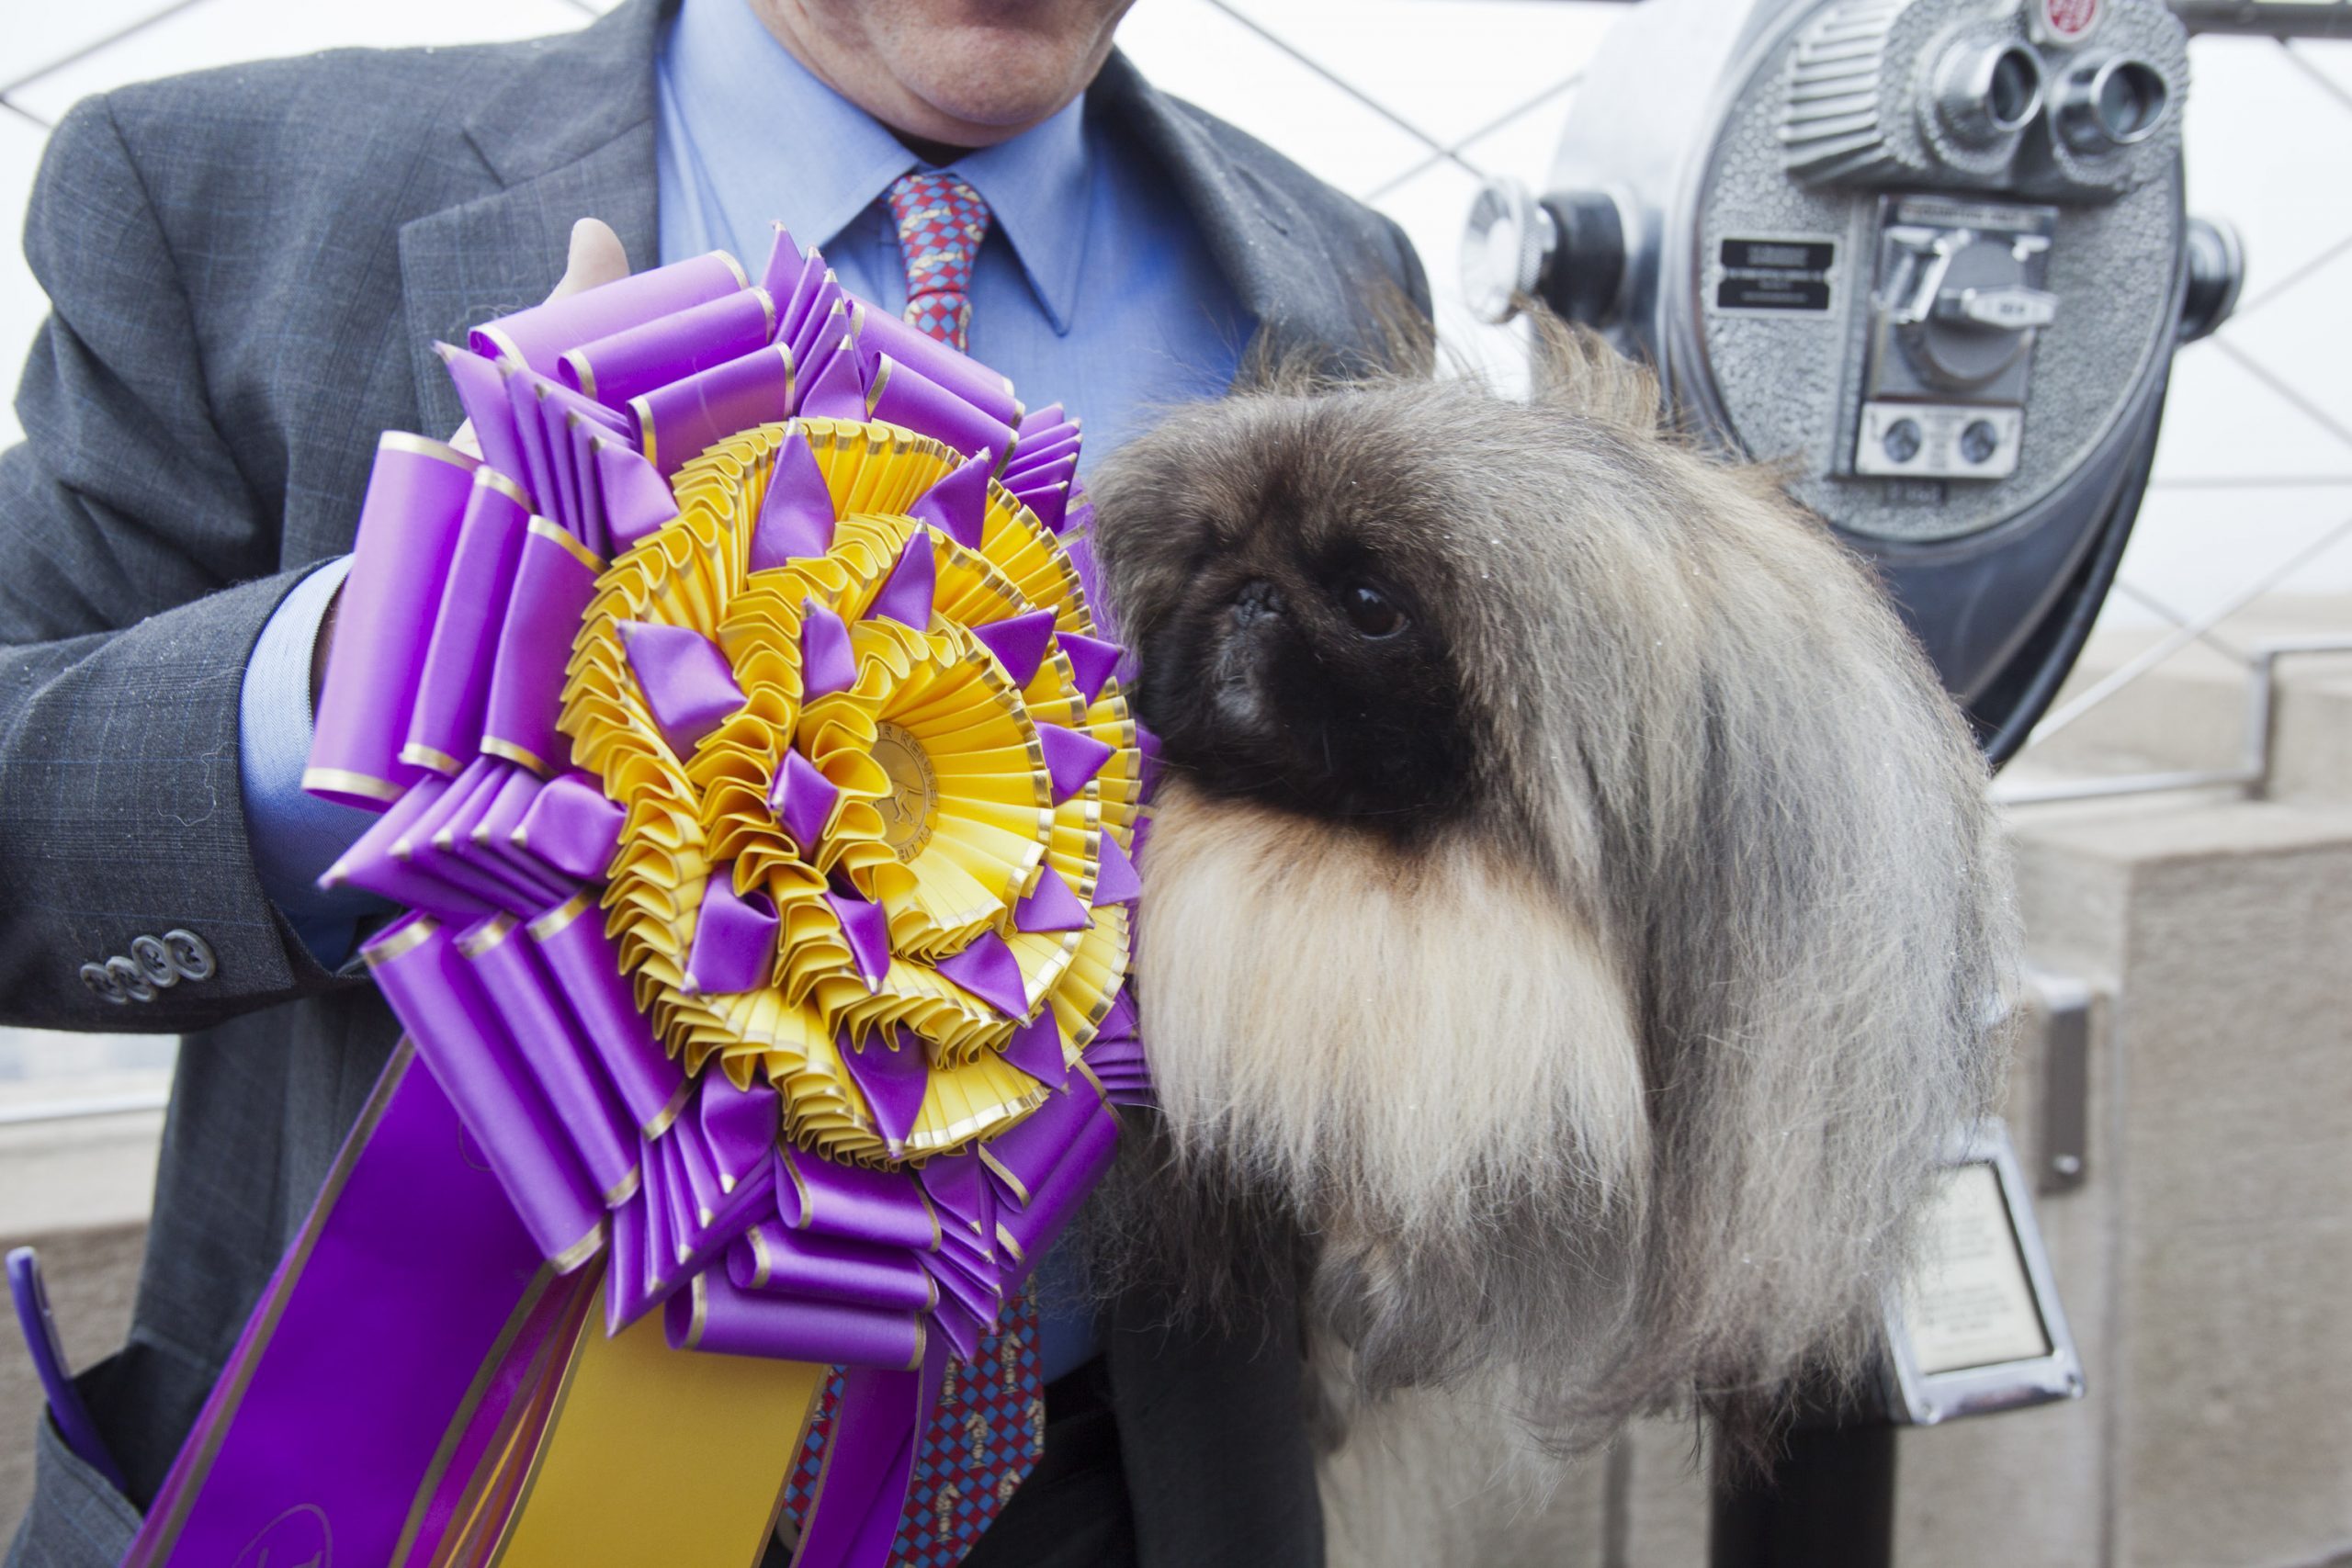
622,619,748,759
436,343,531,496
1013,865,1090,937
669,1270,922,1366
799,338,868,423
685,868,780,996
865,355,1016,464
473,250,747,378
631,344,796,480
460,917,641,1205
1057,632,1122,705
595,435,683,549
729,1223,933,1312
970,609,1056,688
772,750,843,854
1017,480,1069,535
514,770,625,882
838,1032,932,1156
1091,831,1143,907
528,897,687,1138
367,919,605,1265
759,222,807,306
482,524,602,776
307,435,478,807
853,304,1022,432
907,446,995,551
865,527,937,629
779,1145,941,1253
1036,723,1115,803
561,286,777,412
750,426,838,570
404,468,530,773
933,929,1028,1019
800,598,858,700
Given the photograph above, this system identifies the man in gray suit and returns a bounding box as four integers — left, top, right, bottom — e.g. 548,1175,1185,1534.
2,1,1425,1562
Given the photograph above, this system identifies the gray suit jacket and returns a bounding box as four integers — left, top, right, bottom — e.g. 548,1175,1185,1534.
0,4,1427,1562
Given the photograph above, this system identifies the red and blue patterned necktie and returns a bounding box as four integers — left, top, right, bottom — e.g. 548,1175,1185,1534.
778,167,1050,1568
886,170,992,353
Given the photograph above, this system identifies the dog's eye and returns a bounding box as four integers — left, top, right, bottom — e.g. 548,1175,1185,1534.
1340,581,1407,638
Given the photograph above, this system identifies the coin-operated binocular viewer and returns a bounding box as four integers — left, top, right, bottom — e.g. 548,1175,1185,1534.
1464,0,2242,765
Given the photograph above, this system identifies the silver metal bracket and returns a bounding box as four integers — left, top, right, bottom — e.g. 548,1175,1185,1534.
2027,968,2095,1194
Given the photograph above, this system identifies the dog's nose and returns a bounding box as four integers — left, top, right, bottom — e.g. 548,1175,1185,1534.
1229,580,1285,629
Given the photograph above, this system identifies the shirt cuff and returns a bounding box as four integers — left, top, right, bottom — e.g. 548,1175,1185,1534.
237,556,391,969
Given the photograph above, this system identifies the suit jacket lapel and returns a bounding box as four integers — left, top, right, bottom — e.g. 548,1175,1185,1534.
396,0,671,436
1092,49,1399,376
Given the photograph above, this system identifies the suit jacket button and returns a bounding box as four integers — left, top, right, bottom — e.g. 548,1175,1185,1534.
79,963,128,1005
130,934,181,987
104,954,155,1003
162,929,217,982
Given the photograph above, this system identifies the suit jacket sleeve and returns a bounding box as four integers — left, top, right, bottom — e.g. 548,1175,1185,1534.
0,93,350,1030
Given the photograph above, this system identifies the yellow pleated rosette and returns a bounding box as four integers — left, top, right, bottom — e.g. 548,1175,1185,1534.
558,418,1139,1165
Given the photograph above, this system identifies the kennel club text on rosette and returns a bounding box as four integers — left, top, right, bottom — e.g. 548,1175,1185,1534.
119,226,1155,1568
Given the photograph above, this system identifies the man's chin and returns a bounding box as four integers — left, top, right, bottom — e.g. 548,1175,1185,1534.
896,45,1100,135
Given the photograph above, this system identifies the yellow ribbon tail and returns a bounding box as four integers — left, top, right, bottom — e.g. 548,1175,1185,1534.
462,1273,827,1568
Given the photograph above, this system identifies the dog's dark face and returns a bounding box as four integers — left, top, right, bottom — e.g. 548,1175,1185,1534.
1101,393,1482,836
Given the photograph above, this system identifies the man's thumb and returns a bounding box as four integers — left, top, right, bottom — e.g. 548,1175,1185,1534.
549,217,631,302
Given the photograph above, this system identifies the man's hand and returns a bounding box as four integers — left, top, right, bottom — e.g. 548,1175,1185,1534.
311,218,633,701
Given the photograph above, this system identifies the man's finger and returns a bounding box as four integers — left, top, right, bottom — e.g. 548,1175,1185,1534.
549,217,631,302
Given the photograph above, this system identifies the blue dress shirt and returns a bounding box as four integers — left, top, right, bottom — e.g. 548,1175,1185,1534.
238,0,1248,1382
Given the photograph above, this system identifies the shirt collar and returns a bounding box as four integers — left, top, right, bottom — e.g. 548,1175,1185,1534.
949,98,1090,335
665,0,1092,335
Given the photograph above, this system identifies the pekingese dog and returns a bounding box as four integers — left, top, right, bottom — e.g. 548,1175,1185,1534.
1083,321,2018,1559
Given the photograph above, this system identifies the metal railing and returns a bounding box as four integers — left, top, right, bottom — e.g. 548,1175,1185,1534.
0,1090,170,1128
1996,635,2352,805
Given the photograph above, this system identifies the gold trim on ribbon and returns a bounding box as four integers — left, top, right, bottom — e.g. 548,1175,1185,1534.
548,1224,605,1277
747,1224,775,1288
560,349,597,400
458,915,519,959
628,396,658,468
527,515,605,573
476,324,528,370
399,742,465,777
644,1076,696,1142
977,1147,1028,1206
602,1165,643,1209
476,463,531,509
381,431,481,471
301,766,402,803
526,893,595,943
481,738,551,776
363,919,442,968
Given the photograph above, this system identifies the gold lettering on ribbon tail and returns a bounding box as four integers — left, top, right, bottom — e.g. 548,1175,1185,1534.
481,1277,827,1568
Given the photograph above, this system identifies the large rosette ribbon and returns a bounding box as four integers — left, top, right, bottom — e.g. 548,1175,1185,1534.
121,227,1156,1568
